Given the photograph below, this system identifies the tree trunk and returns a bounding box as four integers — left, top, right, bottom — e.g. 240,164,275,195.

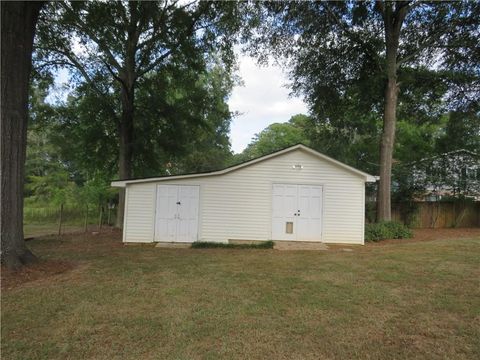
115,84,135,228
1,2,44,269
376,3,407,222
377,70,398,221
115,14,138,229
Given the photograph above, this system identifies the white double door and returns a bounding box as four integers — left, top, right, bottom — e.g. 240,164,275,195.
272,184,323,241
155,185,199,242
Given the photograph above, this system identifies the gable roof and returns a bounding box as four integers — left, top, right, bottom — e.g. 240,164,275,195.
111,144,377,187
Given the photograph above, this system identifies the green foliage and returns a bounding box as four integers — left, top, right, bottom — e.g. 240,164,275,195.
49,83,119,180
76,177,115,206
237,114,310,162
34,62,236,180
245,1,479,176
135,60,236,175
33,1,239,179
24,176,115,226
365,222,413,242
191,241,274,249
26,171,75,206
26,96,115,207
436,110,480,155
33,1,246,180
35,1,242,82
394,120,444,164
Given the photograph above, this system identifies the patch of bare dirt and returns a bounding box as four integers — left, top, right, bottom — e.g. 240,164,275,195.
1,259,76,291
1,229,124,291
367,227,480,246
33,228,124,250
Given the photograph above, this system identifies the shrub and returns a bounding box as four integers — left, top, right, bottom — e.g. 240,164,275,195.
191,241,274,249
365,221,412,242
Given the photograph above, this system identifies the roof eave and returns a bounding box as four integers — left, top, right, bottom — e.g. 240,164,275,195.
111,144,377,186
111,181,127,188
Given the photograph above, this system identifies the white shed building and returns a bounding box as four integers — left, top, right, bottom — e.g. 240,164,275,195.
111,144,376,245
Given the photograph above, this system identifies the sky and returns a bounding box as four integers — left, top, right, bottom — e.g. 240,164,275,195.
228,54,308,153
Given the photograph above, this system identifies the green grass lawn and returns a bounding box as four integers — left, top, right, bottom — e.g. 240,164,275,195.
2,232,480,359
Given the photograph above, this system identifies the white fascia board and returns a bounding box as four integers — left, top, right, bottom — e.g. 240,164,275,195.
111,144,377,187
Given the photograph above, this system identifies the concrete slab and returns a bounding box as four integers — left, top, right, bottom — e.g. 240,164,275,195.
229,239,266,245
155,242,191,249
274,241,329,251
124,242,156,247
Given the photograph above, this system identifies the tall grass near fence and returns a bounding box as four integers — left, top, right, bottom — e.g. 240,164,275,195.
23,174,118,236
24,204,117,236
24,206,89,225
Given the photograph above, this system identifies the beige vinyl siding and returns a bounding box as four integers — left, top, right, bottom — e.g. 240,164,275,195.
123,148,366,244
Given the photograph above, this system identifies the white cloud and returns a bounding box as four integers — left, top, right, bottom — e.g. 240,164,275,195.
228,54,308,154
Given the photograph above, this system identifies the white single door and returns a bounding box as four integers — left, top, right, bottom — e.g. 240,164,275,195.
271,184,323,241
155,185,199,242
176,185,200,242
296,185,323,240
155,185,178,242
272,184,298,240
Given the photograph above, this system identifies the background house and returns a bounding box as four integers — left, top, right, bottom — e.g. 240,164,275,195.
409,150,480,201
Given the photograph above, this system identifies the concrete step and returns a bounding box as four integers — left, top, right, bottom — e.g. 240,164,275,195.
274,241,329,251
155,242,192,248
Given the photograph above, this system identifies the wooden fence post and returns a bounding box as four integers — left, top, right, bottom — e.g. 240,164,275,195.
84,204,89,233
98,204,103,231
58,203,64,236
